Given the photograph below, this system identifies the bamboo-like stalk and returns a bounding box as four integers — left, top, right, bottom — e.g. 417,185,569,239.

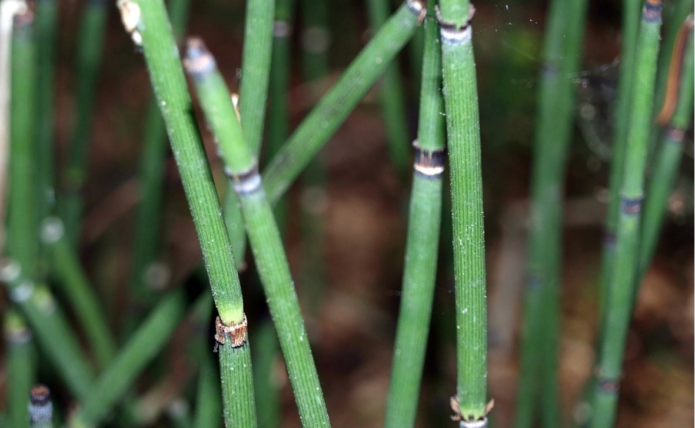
262,0,424,204
61,0,109,245
515,0,588,426
384,2,445,426
252,319,281,428
193,352,222,428
34,0,59,278
116,2,256,427
638,17,693,284
41,217,115,367
5,310,35,428
29,385,54,428
590,3,663,427
437,0,489,423
184,39,330,427
1,261,94,399
129,0,192,324
69,289,188,427
366,0,410,176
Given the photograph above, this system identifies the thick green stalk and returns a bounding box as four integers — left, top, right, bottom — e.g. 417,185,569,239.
185,40,330,427
1,262,94,400
253,320,281,428
638,19,693,284
117,2,256,427
262,0,424,204
438,0,488,423
42,217,115,367
5,310,35,428
240,0,275,155
34,0,59,277
384,5,445,427
194,352,222,428
590,3,663,427
516,0,588,427
366,0,410,175
69,289,188,427
29,385,54,428
129,0,192,320
61,0,109,245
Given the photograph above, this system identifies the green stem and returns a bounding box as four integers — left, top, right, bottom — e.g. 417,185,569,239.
253,319,281,428
5,310,35,428
70,289,188,427
61,0,109,245
438,0,488,422
262,0,424,204
590,3,663,427
384,4,445,426
366,0,410,176
184,39,330,427
194,352,222,428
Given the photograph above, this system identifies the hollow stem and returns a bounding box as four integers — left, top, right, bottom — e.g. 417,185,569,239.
384,3,445,426
185,39,331,427
590,3,663,427
262,0,424,204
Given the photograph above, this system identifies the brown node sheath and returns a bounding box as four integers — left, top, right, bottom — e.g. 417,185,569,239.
183,37,217,81
405,0,427,25
435,4,476,32
642,0,662,23
29,384,53,422
226,163,262,195
656,15,693,125
215,315,248,347
413,140,446,179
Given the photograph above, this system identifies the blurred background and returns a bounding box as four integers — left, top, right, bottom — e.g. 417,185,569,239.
4,0,692,426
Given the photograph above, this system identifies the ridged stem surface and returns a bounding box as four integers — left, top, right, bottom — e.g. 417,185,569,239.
262,1,422,203
590,3,663,427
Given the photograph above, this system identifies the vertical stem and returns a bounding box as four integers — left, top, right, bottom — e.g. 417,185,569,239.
61,0,109,245
590,3,663,427
194,352,222,428
384,2,445,426
252,319,281,428
366,0,411,176
5,310,35,428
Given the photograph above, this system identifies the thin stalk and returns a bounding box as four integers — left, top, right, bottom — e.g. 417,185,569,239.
438,0,488,423
266,0,295,232
61,0,109,245
34,0,59,278
262,0,424,204
184,39,330,427
598,0,642,324
42,217,116,368
1,261,94,400
252,319,281,428
129,0,192,324
69,289,188,427
516,0,588,426
638,18,693,285
193,352,222,428
116,2,256,427
29,385,54,428
384,3,445,426
298,0,330,321
590,3,663,427
366,0,410,176
5,310,35,428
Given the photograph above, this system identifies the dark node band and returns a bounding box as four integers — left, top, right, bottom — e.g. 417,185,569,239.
436,4,476,44
184,38,217,81
597,377,620,394
413,140,446,178
620,194,643,215
29,385,53,422
226,164,262,195
30,385,51,406
406,0,426,22
664,125,685,142
642,1,662,23
215,315,248,347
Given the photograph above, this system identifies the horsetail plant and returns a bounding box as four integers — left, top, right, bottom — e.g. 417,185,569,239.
262,0,425,204
61,0,109,245
383,3,445,426
116,1,257,427
69,289,189,428
129,0,192,328
436,0,491,424
638,16,693,284
5,310,34,428
516,0,588,426
366,0,411,176
29,385,54,428
590,2,663,427
194,352,223,428
184,38,331,427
